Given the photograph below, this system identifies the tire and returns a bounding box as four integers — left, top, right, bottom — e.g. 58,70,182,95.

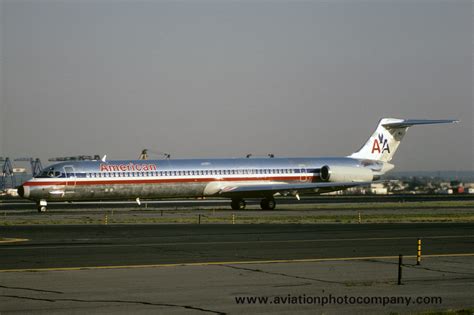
260,198,276,210
231,199,246,210
37,206,47,213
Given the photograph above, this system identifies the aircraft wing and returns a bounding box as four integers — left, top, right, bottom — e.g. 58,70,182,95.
216,181,373,198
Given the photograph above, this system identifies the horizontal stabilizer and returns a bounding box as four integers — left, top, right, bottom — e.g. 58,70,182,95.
382,119,459,129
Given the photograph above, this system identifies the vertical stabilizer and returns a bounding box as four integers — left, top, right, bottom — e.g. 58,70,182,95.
349,118,458,162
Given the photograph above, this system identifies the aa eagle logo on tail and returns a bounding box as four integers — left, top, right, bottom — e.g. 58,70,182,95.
371,133,390,154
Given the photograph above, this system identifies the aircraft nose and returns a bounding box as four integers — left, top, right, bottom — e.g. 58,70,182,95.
17,185,30,198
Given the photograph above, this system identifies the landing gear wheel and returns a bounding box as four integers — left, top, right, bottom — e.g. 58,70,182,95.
37,200,47,213
231,199,246,210
260,197,276,210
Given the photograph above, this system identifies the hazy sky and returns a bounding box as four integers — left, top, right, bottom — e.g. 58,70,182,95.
0,0,472,171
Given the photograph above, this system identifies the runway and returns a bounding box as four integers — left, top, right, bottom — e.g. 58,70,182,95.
1,223,473,271
2,194,474,211
1,223,473,314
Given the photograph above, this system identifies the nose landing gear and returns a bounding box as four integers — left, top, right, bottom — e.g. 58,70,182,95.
37,200,47,213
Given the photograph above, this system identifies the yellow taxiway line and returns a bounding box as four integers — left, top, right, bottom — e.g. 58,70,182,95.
0,238,29,244
1,253,473,273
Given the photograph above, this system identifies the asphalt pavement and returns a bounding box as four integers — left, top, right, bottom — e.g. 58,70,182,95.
0,223,472,270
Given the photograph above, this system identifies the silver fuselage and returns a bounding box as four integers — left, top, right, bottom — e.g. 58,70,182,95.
19,157,390,202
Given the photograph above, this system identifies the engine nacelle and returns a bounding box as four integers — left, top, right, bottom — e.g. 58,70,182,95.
320,165,373,182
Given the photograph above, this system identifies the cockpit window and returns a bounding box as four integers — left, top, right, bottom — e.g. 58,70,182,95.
38,168,62,178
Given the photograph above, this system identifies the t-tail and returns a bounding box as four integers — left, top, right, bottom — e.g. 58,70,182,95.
350,118,458,163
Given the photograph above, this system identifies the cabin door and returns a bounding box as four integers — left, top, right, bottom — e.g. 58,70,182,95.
64,166,76,193
299,166,308,182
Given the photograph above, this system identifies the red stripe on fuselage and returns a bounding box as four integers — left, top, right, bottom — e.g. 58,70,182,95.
23,175,316,187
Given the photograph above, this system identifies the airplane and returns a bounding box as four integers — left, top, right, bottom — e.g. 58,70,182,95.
17,118,458,213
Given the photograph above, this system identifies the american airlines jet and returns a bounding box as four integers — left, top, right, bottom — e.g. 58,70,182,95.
18,118,457,212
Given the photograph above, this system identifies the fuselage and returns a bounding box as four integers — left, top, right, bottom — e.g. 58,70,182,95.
18,156,387,202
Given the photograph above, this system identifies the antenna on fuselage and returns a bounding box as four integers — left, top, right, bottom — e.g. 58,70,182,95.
139,149,171,160
139,149,148,160
101,155,107,162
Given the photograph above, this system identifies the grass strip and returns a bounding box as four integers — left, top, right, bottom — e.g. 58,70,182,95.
1,213,474,225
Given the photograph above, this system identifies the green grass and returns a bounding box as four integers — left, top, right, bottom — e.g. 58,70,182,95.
1,212,474,225
1,199,473,225
277,200,474,210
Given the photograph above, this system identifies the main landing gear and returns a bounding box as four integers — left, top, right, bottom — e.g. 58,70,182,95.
230,197,277,210
37,200,47,213
231,198,246,210
260,197,276,210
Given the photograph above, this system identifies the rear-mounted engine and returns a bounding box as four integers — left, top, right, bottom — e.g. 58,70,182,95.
320,165,373,182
